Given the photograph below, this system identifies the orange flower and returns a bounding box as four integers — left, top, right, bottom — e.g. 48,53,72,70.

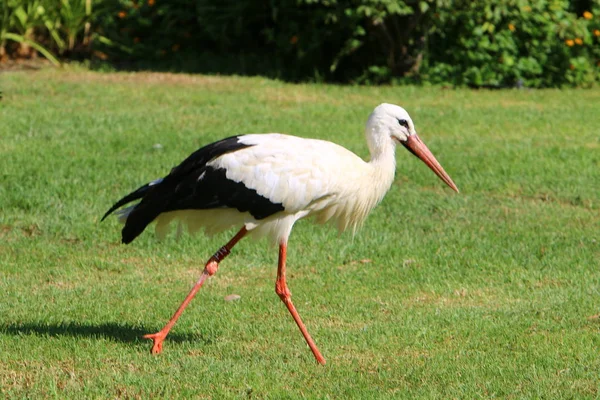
565,39,574,46
171,44,180,52
118,11,127,18
575,38,583,45
93,51,108,60
508,23,516,32
583,11,593,20
569,64,575,70
290,35,298,44
148,0,155,6
133,37,140,44
594,29,600,37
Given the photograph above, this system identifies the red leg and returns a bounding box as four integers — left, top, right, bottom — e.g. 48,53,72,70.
143,227,247,354
275,242,326,365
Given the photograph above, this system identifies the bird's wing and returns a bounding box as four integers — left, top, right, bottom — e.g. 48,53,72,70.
208,134,367,214
106,135,278,243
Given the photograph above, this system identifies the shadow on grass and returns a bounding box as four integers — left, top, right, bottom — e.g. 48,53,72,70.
0,321,207,345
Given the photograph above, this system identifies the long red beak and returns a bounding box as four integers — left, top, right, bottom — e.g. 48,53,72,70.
402,134,459,193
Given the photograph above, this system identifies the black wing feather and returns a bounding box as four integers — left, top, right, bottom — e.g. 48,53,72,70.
101,182,154,222
103,135,284,244
163,166,284,218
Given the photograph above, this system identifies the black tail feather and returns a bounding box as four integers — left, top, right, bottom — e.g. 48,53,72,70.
103,135,255,244
120,203,162,244
101,182,154,222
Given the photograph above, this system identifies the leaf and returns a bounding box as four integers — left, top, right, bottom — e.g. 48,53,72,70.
14,7,29,27
44,20,66,50
2,32,61,66
96,35,134,54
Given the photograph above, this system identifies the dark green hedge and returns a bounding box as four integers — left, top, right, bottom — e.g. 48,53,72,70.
2,0,599,87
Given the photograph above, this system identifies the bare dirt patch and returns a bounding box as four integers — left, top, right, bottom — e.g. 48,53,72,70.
0,58,52,72
49,69,254,91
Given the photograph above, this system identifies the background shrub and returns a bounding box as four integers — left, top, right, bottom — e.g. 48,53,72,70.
0,0,94,64
423,0,599,87
1,0,599,87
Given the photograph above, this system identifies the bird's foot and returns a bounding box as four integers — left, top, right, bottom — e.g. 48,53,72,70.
143,331,167,354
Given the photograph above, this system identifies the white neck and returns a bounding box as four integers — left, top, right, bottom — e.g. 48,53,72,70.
360,124,398,224
365,116,397,170
367,142,396,200
320,125,397,235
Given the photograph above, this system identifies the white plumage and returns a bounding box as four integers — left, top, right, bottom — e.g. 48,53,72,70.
103,103,458,365
154,133,395,243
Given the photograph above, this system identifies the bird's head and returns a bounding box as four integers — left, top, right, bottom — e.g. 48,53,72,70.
366,103,459,193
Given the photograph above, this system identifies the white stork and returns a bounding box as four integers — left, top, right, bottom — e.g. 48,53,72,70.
102,103,458,365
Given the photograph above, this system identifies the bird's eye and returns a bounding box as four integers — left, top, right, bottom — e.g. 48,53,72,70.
397,119,409,129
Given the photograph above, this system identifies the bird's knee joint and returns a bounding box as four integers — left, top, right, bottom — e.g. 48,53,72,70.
204,260,219,276
275,282,291,300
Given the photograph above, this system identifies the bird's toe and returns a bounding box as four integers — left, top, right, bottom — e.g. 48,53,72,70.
143,332,166,354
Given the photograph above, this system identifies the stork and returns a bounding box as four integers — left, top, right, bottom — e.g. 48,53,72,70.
102,103,458,365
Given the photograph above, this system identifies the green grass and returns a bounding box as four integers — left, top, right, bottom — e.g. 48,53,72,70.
1,68,599,399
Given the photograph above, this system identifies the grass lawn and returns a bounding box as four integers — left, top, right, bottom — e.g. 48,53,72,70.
1,68,599,398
